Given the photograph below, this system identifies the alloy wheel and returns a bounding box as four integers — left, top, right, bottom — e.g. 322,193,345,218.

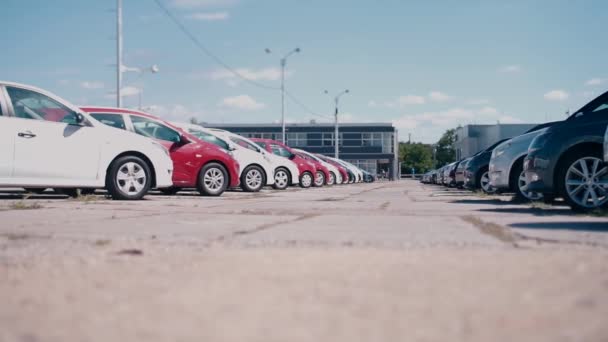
204,167,225,193
565,157,608,209
328,172,335,185
315,171,325,186
246,169,263,190
274,169,289,188
480,171,495,193
518,170,543,201
116,162,147,196
301,173,312,187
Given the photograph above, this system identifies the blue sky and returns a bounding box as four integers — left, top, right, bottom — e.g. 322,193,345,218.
2,0,607,142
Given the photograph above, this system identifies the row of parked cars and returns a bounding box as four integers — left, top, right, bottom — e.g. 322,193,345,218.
0,81,375,200
421,90,608,212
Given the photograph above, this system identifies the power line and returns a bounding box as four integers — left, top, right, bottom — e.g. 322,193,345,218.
152,0,279,91
284,89,332,120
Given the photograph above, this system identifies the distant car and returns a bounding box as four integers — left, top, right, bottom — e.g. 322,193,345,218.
443,162,458,187
455,158,472,188
524,91,608,211
251,138,316,189
177,125,299,191
0,82,174,200
315,155,348,184
292,149,335,186
83,107,239,196
489,122,557,201
605,124,608,163
464,139,510,193
361,170,376,183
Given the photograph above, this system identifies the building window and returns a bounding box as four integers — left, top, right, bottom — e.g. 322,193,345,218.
322,133,334,146
362,132,383,147
287,132,307,147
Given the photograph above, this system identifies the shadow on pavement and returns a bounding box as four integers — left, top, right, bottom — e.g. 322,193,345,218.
449,198,514,206
509,222,608,232
477,207,575,216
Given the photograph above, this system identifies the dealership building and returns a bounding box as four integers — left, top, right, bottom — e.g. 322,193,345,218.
205,122,400,180
454,123,538,159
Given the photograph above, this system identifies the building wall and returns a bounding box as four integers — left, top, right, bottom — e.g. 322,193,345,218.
205,123,399,180
455,123,538,159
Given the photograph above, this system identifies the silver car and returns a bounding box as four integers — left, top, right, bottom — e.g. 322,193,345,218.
604,123,608,162
455,158,471,188
489,122,555,200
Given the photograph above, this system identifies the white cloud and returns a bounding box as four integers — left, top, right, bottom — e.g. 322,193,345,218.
187,11,229,21
145,104,207,122
172,0,236,8
58,79,71,86
385,95,425,108
218,95,265,111
478,106,499,116
428,91,453,103
585,78,604,86
80,81,104,90
544,90,569,101
105,86,141,99
499,65,521,73
207,67,287,86
498,115,524,124
367,100,378,108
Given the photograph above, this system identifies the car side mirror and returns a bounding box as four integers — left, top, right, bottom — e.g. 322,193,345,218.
178,134,191,145
288,154,296,160
70,113,87,126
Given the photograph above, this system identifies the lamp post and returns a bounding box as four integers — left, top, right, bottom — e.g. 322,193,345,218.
324,89,349,158
265,47,300,144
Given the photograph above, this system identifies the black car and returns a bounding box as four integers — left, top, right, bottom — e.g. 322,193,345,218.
524,91,608,211
464,139,510,193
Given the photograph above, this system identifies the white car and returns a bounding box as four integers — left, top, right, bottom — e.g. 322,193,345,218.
331,158,363,183
0,81,173,200
292,149,341,186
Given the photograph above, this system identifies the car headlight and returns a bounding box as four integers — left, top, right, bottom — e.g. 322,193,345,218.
151,141,170,157
528,133,551,153
493,143,509,158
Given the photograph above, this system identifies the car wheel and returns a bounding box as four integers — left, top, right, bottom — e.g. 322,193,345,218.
327,172,336,186
272,168,290,190
510,160,543,202
559,150,608,212
160,187,181,195
314,171,326,187
198,162,228,196
299,172,313,188
24,188,47,194
105,156,152,200
477,168,495,194
240,165,265,192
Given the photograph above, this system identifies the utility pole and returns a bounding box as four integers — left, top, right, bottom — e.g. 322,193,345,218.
325,89,350,158
265,48,300,144
408,133,411,144
116,0,123,107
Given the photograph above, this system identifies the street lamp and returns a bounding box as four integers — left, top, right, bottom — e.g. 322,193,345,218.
265,47,301,144
324,89,350,158
120,64,159,109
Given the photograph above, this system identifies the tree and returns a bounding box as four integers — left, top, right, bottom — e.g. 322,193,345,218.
435,129,456,167
189,117,199,125
399,142,433,174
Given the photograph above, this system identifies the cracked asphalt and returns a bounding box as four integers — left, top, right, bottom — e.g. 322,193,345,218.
1,180,607,342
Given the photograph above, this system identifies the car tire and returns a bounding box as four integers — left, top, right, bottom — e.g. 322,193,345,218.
24,188,47,194
510,160,543,202
557,148,608,212
272,168,290,190
160,187,181,195
314,171,326,187
105,155,152,200
327,172,336,186
240,165,265,192
476,167,495,194
299,171,313,188
197,162,228,196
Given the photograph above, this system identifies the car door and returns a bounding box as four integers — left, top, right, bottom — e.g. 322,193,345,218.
6,85,101,185
0,87,15,180
127,115,190,183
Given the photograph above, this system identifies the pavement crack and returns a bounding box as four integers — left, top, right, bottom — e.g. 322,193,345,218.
219,213,319,241
460,215,520,247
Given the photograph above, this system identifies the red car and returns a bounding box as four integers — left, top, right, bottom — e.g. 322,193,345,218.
316,154,348,184
292,149,330,187
81,107,240,196
251,138,316,188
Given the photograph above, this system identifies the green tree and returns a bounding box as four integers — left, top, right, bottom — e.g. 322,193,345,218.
399,142,433,174
435,129,456,167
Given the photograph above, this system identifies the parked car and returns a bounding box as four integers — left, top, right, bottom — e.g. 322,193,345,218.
83,107,239,196
443,162,458,187
455,158,472,188
292,149,335,186
315,154,348,184
524,91,608,211
605,123,608,163
0,82,173,200
251,138,316,188
361,170,376,183
336,159,364,183
489,122,557,201
177,125,299,191
464,139,510,193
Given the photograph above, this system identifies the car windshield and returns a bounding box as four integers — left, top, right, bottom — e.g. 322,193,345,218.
484,139,510,152
570,91,608,119
524,121,557,133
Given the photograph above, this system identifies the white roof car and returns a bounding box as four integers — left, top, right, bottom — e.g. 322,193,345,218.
0,81,173,200
333,158,364,183
292,149,341,185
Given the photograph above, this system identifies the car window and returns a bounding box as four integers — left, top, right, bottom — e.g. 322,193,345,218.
130,115,181,143
188,129,229,150
230,136,259,152
270,144,292,158
90,113,126,130
255,141,268,149
6,86,80,124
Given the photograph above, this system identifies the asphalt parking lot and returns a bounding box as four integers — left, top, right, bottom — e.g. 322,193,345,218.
1,180,607,342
